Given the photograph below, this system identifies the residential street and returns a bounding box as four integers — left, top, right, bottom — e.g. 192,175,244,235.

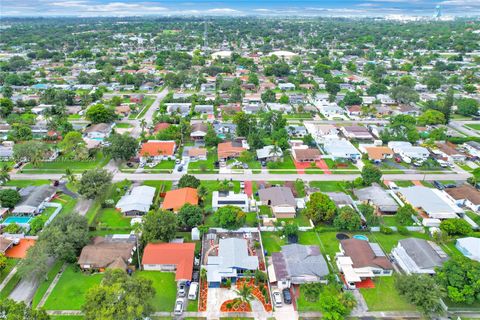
449,120,480,138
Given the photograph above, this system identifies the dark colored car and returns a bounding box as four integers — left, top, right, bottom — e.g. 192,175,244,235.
177,165,183,172
282,288,292,304
192,270,199,283
433,181,444,190
444,184,457,189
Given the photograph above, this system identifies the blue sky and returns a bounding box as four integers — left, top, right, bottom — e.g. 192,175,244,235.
1,0,479,17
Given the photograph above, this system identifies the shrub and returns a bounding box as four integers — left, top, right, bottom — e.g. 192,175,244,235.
380,225,394,234
397,226,410,235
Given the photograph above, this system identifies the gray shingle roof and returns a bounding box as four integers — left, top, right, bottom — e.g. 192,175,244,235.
272,244,329,281
398,238,448,269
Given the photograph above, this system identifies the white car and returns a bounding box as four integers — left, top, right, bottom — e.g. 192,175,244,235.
272,290,282,308
178,282,186,297
174,299,184,315
240,182,245,189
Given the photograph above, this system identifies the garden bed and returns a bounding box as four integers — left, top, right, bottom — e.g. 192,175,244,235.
198,278,208,311
220,298,251,312
236,278,272,312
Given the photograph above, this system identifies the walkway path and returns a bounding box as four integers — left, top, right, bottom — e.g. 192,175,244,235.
0,267,17,291
37,263,66,308
9,258,54,303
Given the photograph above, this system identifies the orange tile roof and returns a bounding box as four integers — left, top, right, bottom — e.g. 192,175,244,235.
162,187,198,211
217,142,245,159
365,146,394,161
142,243,195,281
5,238,36,259
139,140,176,157
153,123,171,133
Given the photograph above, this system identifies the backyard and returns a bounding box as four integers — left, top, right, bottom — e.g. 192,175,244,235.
360,276,417,311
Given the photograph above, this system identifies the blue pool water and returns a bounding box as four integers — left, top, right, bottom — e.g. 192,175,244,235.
353,235,369,241
3,216,32,224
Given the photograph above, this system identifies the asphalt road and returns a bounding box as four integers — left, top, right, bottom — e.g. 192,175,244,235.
11,171,471,182
449,120,480,138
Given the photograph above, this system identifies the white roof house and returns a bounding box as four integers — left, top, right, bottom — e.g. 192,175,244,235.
323,139,361,160
206,238,259,284
212,191,250,212
398,186,462,219
116,186,156,216
165,103,191,115
267,103,293,113
256,145,283,160
388,141,429,160
456,237,480,262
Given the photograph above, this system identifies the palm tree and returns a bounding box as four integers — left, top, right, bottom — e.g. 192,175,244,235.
140,119,147,134
0,164,10,185
197,185,208,205
235,283,253,304
269,143,282,161
65,168,76,184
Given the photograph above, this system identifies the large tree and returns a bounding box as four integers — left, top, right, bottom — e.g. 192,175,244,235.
105,133,138,161
304,192,337,224
418,109,445,126
177,204,203,230
456,98,479,117
40,213,90,263
78,168,113,199
85,104,116,123
13,141,49,166
178,174,201,189
395,204,415,226
83,269,155,320
213,205,246,230
395,274,445,315
0,189,21,208
141,210,178,244
0,299,50,320
361,164,382,186
439,219,472,236
436,257,480,304
333,206,361,231
59,131,88,160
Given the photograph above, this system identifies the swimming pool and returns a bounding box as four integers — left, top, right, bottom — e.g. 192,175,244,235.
353,235,369,241
3,216,32,224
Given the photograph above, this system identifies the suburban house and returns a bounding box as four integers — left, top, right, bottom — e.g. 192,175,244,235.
13,185,56,215
139,140,176,163
363,146,394,162
256,145,283,162
115,185,156,216
435,142,466,162
217,141,247,161
162,187,199,212
444,184,480,212
391,238,449,274
388,141,429,160
336,239,393,288
267,103,293,113
456,237,480,262
165,103,191,116
205,237,259,287
323,139,361,160
258,187,297,218
398,186,461,220
194,104,214,115
188,147,208,161
212,191,250,212
142,243,195,281
291,147,321,162
354,184,399,214
77,235,136,272
0,143,13,160
84,123,114,140
463,141,480,158
190,123,208,141
130,94,144,103
271,244,329,289
341,126,374,140
0,236,15,254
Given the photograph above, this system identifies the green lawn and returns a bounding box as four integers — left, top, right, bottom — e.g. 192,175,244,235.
32,261,64,307
268,156,296,173
134,271,177,312
43,265,104,310
316,231,340,259
360,276,417,311
115,122,133,129
245,212,258,227
369,231,430,254
188,149,218,173
261,232,286,254
22,152,110,173
0,258,18,283
97,208,132,229
0,273,20,300
309,181,348,193
466,124,480,131
278,212,311,227
5,179,50,188
394,181,414,187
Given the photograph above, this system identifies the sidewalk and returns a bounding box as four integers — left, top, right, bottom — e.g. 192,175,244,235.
0,267,17,291
37,263,66,308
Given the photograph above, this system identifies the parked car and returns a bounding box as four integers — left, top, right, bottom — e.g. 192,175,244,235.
177,165,183,172
433,181,444,190
444,183,457,188
174,299,184,315
175,159,181,164
272,290,282,308
178,282,186,297
240,182,245,189
13,162,23,169
188,282,198,300
192,270,199,283
282,288,292,304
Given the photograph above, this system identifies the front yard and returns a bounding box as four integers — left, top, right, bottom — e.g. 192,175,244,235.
360,276,417,311
133,271,177,312
21,151,110,173
43,265,104,310
188,149,218,173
